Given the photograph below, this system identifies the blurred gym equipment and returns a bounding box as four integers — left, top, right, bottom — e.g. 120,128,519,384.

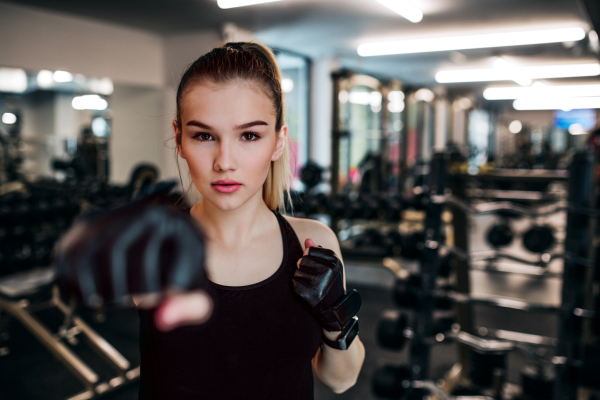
0,162,166,399
370,151,600,400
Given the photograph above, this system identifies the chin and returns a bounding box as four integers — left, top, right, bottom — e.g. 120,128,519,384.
205,194,249,211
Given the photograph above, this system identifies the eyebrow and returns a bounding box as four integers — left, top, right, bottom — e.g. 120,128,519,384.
186,120,213,129
236,120,268,130
185,120,269,130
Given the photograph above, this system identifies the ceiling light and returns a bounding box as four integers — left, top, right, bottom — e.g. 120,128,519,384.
493,58,532,86
2,113,17,124
373,0,423,23
217,0,283,9
484,83,600,100
37,70,54,88
53,70,73,83
72,95,108,111
513,97,600,111
358,27,586,57
436,63,600,83
0,68,27,93
508,120,522,134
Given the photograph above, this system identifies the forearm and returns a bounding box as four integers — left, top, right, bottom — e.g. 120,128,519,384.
312,329,365,393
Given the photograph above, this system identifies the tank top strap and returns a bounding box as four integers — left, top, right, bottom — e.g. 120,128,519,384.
273,211,304,270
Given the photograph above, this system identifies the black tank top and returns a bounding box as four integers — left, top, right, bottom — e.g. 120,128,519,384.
138,212,322,400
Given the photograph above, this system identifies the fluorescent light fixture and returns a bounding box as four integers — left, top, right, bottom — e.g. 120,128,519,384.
0,68,27,93
2,113,17,124
484,83,600,100
513,96,600,111
374,0,422,23
53,70,73,83
72,95,108,111
37,70,54,88
493,58,532,86
217,0,283,9
358,27,586,57
436,63,600,83
508,120,522,134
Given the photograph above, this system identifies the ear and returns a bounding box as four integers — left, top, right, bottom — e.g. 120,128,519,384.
271,125,287,162
174,120,185,159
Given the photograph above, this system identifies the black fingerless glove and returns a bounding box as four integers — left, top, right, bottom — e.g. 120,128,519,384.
54,195,208,308
292,247,361,332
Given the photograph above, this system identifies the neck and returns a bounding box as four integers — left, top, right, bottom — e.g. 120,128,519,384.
191,191,275,247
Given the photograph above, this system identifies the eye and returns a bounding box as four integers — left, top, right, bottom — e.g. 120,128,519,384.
241,132,260,141
193,133,213,141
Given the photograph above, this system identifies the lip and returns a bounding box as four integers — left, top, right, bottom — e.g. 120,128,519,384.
211,180,242,193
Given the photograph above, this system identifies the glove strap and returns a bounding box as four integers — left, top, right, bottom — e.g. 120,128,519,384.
321,317,359,351
320,289,362,332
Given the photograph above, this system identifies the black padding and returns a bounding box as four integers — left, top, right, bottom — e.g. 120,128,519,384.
377,311,408,351
372,365,411,399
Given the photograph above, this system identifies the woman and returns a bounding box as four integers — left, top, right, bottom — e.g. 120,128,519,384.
137,42,365,399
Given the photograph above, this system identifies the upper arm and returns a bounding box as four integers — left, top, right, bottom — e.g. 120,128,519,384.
283,215,346,291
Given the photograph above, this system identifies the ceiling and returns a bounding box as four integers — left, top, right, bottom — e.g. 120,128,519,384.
4,0,599,91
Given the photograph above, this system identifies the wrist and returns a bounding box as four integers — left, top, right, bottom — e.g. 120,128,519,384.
322,328,341,340
320,317,359,351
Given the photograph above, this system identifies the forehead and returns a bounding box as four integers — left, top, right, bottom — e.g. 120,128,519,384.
180,81,276,127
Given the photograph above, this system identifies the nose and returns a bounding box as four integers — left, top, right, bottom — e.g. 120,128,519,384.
213,139,237,172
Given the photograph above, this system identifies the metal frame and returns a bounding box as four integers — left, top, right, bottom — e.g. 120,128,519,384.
0,285,139,400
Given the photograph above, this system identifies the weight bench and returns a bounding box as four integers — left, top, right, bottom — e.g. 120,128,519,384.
0,267,139,400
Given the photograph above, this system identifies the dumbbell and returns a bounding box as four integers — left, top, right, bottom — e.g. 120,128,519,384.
522,226,555,254
355,228,385,249
486,223,513,248
520,365,554,400
327,194,347,219
377,310,456,351
383,231,403,257
469,347,507,388
399,232,425,260
372,364,493,400
344,196,365,220
301,193,325,215
385,196,405,222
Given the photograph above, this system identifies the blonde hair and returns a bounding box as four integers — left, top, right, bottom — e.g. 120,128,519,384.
174,42,292,211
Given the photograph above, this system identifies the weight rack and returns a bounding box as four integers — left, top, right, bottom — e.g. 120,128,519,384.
372,150,600,400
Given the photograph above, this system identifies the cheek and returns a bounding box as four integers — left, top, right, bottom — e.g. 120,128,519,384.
240,144,275,177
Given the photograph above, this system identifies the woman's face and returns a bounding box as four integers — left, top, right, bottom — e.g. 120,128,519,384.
175,81,286,211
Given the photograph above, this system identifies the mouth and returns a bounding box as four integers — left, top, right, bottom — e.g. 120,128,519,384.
211,181,242,193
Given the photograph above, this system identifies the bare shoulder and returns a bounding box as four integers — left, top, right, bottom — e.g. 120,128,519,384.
282,215,342,260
